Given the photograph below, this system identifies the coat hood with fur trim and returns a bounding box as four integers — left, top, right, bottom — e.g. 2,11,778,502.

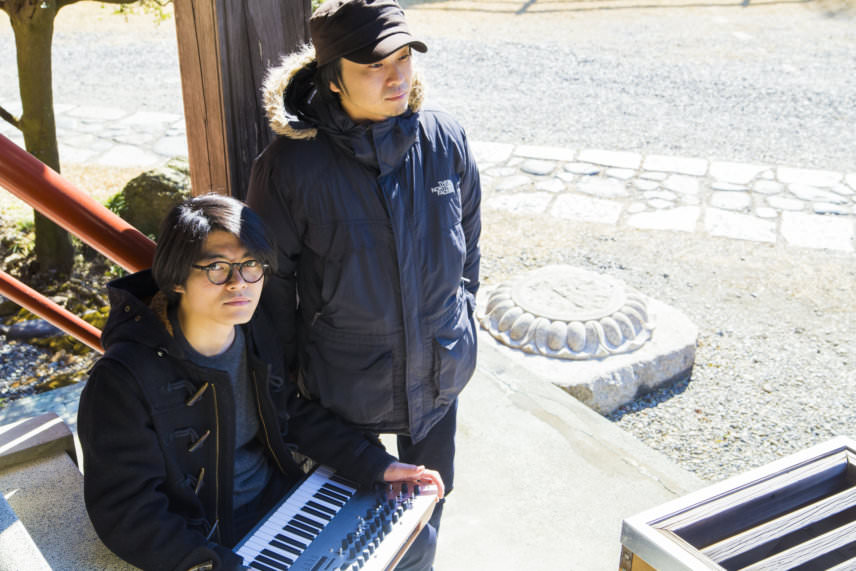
261,44,425,141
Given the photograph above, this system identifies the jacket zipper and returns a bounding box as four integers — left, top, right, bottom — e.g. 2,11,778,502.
252,368,288,474
210,384,221,542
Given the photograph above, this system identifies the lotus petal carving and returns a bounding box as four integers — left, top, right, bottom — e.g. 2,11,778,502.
480,266,655,360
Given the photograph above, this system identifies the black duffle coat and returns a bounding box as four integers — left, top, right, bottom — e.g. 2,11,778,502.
78,271,395,571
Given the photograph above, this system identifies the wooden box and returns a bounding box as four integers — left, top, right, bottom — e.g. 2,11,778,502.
620,436,856,570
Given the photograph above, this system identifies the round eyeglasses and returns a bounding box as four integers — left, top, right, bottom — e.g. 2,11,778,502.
191,260,268,285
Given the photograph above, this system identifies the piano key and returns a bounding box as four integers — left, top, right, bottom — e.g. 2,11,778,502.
288,518,319,536
260,548,294,567
306,500,336,517
330,473,356,487
293,513,325,531
300,504,331,522
248,561,278,571
254,553,288,571
284,523,315,542
270,537,301,556
324,481,353,497
320,483,351,503
276,533,307,551
314,489,346,508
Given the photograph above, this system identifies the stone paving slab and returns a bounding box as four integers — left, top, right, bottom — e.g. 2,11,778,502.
1,101,853,255
473,141,856,254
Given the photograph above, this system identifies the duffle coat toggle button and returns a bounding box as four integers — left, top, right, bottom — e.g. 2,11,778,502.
185,382,210,406
187,429,211,453
193,467,206,494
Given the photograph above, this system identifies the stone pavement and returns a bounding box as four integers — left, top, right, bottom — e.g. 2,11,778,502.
2,101,853,254
473,142,856,254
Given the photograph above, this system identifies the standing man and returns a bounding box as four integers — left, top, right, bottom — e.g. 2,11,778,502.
246,0,481,552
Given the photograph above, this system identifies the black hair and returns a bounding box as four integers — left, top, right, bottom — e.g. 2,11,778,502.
313,57,345,103
152,194,276,304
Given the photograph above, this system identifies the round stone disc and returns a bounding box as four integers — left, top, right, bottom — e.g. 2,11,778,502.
481,265,655,360
511,266,627,322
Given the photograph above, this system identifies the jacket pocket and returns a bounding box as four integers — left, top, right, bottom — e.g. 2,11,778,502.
431,291,477,407
302,335,395,426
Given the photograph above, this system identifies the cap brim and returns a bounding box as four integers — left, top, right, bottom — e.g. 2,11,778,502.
344,32,427,64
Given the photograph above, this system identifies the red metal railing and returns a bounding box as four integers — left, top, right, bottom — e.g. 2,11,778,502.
0,134,156,352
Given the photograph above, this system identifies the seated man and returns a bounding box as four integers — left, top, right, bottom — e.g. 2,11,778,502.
78,194,442,571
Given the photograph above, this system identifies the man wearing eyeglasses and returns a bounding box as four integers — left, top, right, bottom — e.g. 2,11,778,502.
78,194,443,571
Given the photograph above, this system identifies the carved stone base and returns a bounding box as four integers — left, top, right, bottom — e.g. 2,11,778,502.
477,266,698,414
480,265,655,360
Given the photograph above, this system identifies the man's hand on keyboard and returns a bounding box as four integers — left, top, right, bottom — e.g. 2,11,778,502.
382,462,445,499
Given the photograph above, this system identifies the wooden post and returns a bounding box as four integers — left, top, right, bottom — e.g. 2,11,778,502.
173,0,311,198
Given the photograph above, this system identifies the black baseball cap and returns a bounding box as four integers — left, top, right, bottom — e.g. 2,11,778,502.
310,0,427,67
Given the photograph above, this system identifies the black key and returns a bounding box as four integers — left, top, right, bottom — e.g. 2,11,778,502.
289,518,319,536
261,548,294,566
255,554,288,571
315,489,345,507
249,561,278,571
275,533,306,551
330,474,356,487
321,484,350,503
301,505,331,521
271,538,302,556
284,524,314,541
324,482,352,497
294,513,324,531
307,500,336,517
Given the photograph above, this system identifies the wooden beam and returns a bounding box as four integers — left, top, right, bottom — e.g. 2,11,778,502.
173,0,230,196
173,0,311,198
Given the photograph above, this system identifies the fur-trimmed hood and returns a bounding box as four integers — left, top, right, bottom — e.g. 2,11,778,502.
261,44,425,140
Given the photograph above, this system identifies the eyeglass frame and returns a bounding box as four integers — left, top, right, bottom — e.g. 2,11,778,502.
190,259,269,285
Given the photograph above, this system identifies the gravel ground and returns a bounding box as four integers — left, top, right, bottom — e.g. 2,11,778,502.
481,210,855,482
1,1,855,484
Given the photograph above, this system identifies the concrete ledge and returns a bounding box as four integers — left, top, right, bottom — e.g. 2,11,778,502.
0,412,76,470
0,451,137,570
0,494,50,570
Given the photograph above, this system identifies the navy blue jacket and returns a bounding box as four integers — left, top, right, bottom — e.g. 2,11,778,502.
246,46,481,443
78,271,395,571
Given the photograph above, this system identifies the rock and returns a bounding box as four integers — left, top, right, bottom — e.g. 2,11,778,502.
0,295,20,317
109,157,191,237
5,319,62,341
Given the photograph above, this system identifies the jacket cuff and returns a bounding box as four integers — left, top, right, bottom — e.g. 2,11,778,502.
343,441,397,488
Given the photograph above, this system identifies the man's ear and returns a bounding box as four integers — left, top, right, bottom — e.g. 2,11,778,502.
174,285,185,294
329,80,341,94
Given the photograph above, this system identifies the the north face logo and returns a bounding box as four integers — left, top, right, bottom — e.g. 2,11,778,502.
431,179,455,196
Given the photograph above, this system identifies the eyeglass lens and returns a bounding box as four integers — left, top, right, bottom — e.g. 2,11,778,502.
206,261,264,285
